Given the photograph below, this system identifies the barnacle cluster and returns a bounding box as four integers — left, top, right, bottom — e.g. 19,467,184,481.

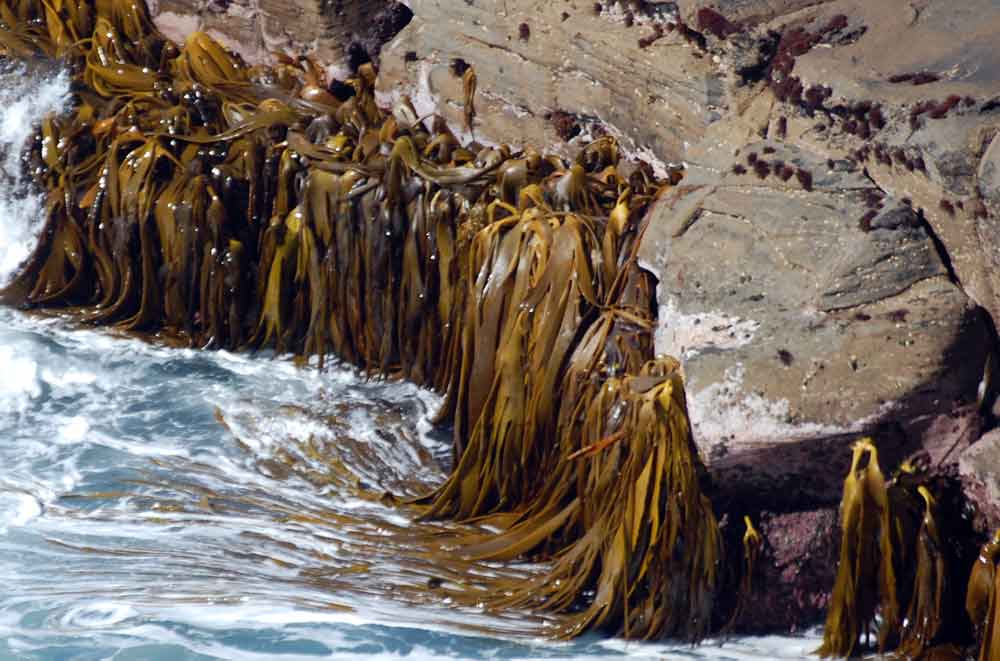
0,0,738,642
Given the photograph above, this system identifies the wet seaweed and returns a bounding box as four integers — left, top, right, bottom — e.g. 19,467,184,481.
0,0,733,644
818,442,968,659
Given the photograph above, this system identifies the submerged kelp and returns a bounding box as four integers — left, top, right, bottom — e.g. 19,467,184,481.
0,0,733,643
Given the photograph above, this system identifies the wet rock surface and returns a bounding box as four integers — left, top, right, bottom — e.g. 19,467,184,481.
961,429,1000,532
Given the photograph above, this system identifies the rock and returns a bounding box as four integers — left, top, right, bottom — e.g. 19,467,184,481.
143,0,1000,632
747,0,1000,324
676,0,830,27
960,430,1000,531
749,508,838,633
640,137,989,509
374,0,721,169
151,0,411,76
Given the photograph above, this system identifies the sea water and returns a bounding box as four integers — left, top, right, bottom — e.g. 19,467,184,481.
0,63,820,660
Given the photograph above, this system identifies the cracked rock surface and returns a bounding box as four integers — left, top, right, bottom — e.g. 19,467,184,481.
370,0,998,512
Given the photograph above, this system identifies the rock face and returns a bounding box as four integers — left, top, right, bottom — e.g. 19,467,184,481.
367,0,999,505
374,0,719,167
150,0,412,75
961,430,1000,531
147,0,1000,632
641,141,988,510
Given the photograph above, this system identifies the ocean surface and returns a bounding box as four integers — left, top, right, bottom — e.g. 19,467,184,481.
0,64,821,660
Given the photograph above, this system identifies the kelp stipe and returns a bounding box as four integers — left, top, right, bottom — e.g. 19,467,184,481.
879,460,925,651
970,532,1000,660
896,486,949,657
818,439,963,659
724,515,762,632
819,439,892,657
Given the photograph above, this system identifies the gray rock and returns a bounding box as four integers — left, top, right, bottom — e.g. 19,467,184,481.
640,140,989,506
152,0,408,75
374,0,721,169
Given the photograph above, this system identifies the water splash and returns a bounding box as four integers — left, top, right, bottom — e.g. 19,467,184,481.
0,62,69,285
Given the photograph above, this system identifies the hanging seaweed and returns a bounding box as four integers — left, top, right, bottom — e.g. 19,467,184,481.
0,0,741,644
819,439,893,658
818,439,975,659
969,532,1000,658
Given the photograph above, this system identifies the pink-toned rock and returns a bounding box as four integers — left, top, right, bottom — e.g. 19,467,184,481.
960,430,1000,532
152,0,411,75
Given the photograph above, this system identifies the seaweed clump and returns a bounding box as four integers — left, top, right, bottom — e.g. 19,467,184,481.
819,440,989,659
0,0,735,643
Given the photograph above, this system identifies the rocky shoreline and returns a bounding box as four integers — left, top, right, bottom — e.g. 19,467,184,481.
143,0,1000,634
0,0,996,647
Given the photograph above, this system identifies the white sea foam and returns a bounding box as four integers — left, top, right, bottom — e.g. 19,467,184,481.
0,344,42,414
0,490,42,531
0,65,69,285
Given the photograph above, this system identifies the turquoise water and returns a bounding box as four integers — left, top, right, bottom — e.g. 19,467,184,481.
0,65,820,660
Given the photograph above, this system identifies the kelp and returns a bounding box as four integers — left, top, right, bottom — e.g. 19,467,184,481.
11,0,998,653
437,356,723,641
819,440,962,659
726,516,762,631
820,439,892,658
0,0,736,644
970,532,1000,660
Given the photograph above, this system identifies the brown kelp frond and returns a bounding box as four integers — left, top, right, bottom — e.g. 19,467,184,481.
462,67,476,137
725,515,762,631
0,0,755,645
820,441,964,659
820,438,890,658
443,358,722,642
879,460,926,651
968,531,1000,647
897,485,949,657
418,209,606,520
977,531,1000,661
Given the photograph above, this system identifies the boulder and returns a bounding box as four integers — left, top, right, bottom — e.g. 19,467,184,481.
961,430,1000,531
640,138,989,508
151,0,411,76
